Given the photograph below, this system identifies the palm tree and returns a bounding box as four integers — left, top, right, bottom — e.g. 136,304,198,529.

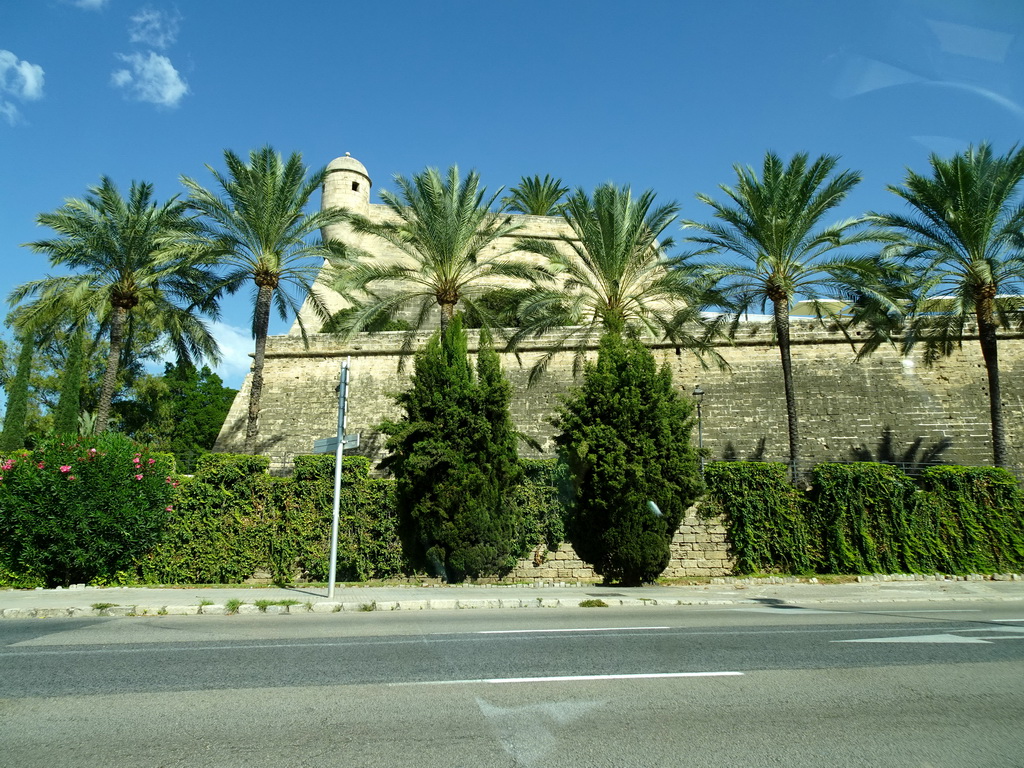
682,151,886,475
501,174,569,216
182,146,346,454
868,143,1024,468
330,165,541,336
12,177,220,433
511,183,725,382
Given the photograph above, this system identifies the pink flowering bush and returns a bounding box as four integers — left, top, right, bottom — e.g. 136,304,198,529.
0,433,175,587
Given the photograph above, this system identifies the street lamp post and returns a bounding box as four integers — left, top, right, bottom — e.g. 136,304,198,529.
692,385,705,473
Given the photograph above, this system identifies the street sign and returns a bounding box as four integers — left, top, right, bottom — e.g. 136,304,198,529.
312,434,360,454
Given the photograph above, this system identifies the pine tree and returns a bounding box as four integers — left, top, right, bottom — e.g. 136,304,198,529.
380,317,524,581
554,332,703,585
0,334,34,451
52,326,85,436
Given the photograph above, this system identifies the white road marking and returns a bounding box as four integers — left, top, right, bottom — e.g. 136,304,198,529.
393,671,743,686
838,633,992,644
868,609,981,614
732,607,837,614
992,619,1024,622
477,626,669,634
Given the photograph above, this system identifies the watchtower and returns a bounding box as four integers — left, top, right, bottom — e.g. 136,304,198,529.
323,152,371,215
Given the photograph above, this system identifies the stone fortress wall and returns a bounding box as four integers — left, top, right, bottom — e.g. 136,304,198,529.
214,320,1024,473
213,154,1024,577
217,152,1023,473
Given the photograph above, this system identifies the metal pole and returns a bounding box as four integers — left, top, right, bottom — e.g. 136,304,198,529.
327,357,350,600
692,385,705,474
697,400,704,473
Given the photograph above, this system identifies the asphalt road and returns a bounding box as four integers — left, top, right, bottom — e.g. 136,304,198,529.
2,602,1023,767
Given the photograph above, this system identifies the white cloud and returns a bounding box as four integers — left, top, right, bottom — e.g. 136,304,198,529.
0,102,18,125
128,7,182,49
111,51,188,107
206,322,253,389
70,0,109,9
0,50,44,125
146,321,252,389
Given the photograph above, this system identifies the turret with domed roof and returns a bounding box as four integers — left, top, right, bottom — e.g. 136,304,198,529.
323,152,372,215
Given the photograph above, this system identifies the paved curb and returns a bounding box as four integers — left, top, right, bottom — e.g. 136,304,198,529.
3,591,1023,619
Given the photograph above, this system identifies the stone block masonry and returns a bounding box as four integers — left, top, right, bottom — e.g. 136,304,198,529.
507,513,734,580
214,322,1024,474
217,152,1023,474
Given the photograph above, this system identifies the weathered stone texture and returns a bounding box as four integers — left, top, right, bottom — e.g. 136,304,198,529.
228,154,1023,474
507,512,734,579
215,323,1024,473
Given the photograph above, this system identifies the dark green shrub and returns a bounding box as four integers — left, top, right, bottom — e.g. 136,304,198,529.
380,319,524,582
703,462,811,574
917,466,1024,574
0,432,174,586
0,333,33,451
807,463,924,574
554,332,702,585
52,327,85,436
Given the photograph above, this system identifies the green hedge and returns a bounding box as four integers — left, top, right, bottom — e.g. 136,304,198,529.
705,461,1024,576
141,454,406,585
808,463,925,574
141,453,565,585
11,445,1016,585
509,458,568,555
702,462,811,575
917,466,1024,574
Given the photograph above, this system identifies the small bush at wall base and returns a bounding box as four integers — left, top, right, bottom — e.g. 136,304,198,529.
509,458,567,554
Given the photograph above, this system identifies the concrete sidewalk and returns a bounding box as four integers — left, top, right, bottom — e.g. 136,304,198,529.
2,574,1022,618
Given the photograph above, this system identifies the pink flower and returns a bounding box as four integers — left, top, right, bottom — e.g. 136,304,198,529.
165,476,173,484
37,462,45,469
134,474,143,481
60,465,71,473
165,506,174,512
88,448,97,455
68,475,76,481
148,458,156,465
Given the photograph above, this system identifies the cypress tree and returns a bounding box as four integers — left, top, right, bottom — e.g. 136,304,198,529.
0,333,34,451
52,326,85,436
554,332,703,585
380,317,523,582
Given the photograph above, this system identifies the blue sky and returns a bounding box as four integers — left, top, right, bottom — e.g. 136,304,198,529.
2,0,1023,392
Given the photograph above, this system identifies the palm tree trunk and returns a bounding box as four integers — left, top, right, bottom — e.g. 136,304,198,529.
94,306,126,434
439,301,455,333
773,297,800,479
245,284,274,454
977,302,1006,467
